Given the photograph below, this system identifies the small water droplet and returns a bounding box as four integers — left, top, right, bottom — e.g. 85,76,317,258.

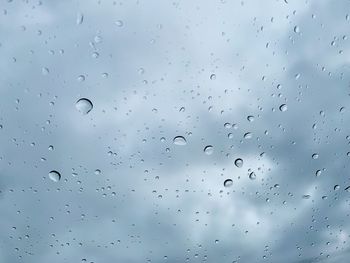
345,186,350,192
234,158,243,168
203,145,214,155
244,132,252,139
77,75,85,82
75,98,93,115
224,179,233,187
76,12,84,25
249,172,256,180
115,20,124,27
173,136,187,145
294,26,300,33
49,170,61,182
312,153,319,159
334,185,340,191
94,169,101,175
210,74,216,80
279,104,288,112
41,67,49,75
247,115,255,122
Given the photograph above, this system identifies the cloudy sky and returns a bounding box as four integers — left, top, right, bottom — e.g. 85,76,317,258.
1,0,350,262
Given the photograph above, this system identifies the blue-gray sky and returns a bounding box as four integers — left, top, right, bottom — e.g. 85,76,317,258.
1,0,350,262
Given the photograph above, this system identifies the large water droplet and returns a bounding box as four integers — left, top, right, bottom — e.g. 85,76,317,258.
234,158,243,168
203,145,213,155
76,98,93,115
49,170,61,182
173,136,187,145
224,179,233,187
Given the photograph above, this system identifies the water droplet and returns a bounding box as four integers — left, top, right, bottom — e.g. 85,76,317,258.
224,122,231,128
210,74,216,80
234,158,243,168
312,153,319,159
75,98,93,115
203,145,214,155
224,179,233,187
247,115,254,122
315,170,322,177
94,35,102,43
294,26,300,33
49,170,61,182
77,75,85,82
249,172,256,180
279,104,288,112
76,12,84,25
41,67,49,75
173,136,187,145
302,194,311,199
345,186,350,192
94,169,101,175
244,132,252,139
115,20,124,27
334,185,340,191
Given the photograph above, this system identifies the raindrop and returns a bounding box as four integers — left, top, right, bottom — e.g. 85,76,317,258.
203,145,214,155
334,185,340,191
224,179,233,187
234,158,243,168
41,67,49,75
173,136,187,145
76,12,84,25
294,26,300,33
77,75,85,82
224,122,231,128
94,169,101,175
115,20,124,27
75,98,93,115
210,74,216,80
244,132,252,139
312,153,319,159
279,104,288,112
247,115,255,122
249,172,256,180
49,170,61,182
345,186,350,192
